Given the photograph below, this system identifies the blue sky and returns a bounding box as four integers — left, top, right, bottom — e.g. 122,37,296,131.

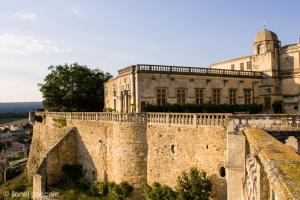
0,0,299,102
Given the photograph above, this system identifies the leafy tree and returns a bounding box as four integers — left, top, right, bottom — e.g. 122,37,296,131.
176,168,212,200
39,63,112,112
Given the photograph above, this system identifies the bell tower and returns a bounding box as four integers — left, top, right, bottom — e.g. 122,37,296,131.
253,28,280,56
252,29,281,111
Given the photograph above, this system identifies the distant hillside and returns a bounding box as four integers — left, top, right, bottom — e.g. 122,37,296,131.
0,102,43,113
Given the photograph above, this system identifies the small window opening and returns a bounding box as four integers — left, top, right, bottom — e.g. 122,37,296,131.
171,144,176,154
219,167,226,177
294,105,298,111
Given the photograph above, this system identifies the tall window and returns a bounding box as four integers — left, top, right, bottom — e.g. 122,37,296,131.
244,89,252,104
113,84,116,96
104,86,108,97
176,88,186,105
113,99,116,111
231,64,235,70
229,89,237,105
212,89,221,104
156,88,167,105
240,63,244,71
246,61,252,70
258,44,265,54
195,88,204,104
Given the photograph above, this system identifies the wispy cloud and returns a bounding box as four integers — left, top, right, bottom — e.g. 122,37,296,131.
0,33,71,55
13,12,37,21
71,8,80,17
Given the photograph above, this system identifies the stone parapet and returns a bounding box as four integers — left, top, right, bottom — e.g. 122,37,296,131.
35,112,300,131
35,112,230,127
230,114,300,132
243,128,300,199
117,64,263,78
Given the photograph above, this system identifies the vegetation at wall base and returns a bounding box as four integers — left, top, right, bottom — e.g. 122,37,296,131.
143,168,212,200
91,181,133,200
176,168,212,200
143,182,177,200
39,63,112,112
58,164,133,200
144,103,263,113
0,173,32,200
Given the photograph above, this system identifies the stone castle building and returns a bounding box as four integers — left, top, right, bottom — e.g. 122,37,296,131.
104,29,300,113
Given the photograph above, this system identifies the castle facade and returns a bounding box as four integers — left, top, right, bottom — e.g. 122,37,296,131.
104,29,300,113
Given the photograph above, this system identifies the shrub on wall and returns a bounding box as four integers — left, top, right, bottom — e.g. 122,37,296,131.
108,182,133,200
91,181,133,200
144,103,263,114
143,168,212,200
91,181,108,197
34,115,44,123
176,168,212,200
143,182,177,200
53,118,67,128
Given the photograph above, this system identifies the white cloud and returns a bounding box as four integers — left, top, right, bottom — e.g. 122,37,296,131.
13,12,37,21
0,33,71,55
71,8,80,17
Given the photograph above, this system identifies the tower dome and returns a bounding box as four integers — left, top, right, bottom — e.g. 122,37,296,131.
254,29,279,43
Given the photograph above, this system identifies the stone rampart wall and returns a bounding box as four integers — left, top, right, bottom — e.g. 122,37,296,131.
28,112,228,199
147,124,227,200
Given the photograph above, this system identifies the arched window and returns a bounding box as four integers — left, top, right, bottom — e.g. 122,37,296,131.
258,44,265,54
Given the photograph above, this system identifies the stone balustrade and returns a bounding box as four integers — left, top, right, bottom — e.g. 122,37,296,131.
117,64,262,78
35,112,229,126
147,113,229,126
35,112,300,130
230,114,300,131
35,112,147,123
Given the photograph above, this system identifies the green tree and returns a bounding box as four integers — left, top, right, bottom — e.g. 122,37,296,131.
176,168,212,200
39,63,112,112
